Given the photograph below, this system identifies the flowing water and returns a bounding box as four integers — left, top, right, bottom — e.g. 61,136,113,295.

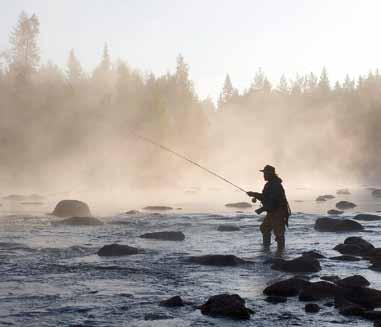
1,189,381,326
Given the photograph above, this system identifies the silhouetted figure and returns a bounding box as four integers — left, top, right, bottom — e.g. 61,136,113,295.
247,165,291,251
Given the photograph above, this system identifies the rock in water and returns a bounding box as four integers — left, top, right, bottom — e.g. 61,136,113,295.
337,275,370,288
271,256,321,273
327,209,344,215
316,195,335,201
225,202,252,209
139,231,185,241
125,210,140,214
160,296,184,307
330,255,361,262
200,294,253,319
299,281,344,301
52,217,103,226
263,278,310,297
372,190,381,198
333,237,374,256
97,244,139,256
264,296,287,304
305,303,320,313
336,201,357,210
143,206,173,211
353,214,381,221
217,224,241,232
337,189,351,195
52,200,91,217
189,254,247,266
314,217,363,232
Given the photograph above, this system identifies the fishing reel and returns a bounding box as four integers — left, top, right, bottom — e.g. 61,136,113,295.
251,197,257,203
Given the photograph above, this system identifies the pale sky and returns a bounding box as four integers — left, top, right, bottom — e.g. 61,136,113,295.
1,0,380,99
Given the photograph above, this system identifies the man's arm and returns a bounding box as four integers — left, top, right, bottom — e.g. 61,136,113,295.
247,191,263,201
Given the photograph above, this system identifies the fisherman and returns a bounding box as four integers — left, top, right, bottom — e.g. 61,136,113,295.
247,165,290,251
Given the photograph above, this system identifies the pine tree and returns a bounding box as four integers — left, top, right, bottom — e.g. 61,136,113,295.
218,74,235,107
342,74,354,92
277,74,289,94
318,67,330,93
305,72,318,92
66,49,82,82
251,68,265,91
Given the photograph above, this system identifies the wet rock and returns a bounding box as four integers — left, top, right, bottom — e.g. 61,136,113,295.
337,275,370,288
263,278,310,297
160,296,184,307
334,237,374,256
125,210,140,214
339,304,366,316
316,195,335,201
140,231,185,241
200,294,254,319
52,216,103,226
97,244,139,256
143,206,173,211
305,303,320,313
354,214,381,221
225,202,252,209
375,320,381,327
337,189,351,195
345,237,375,251
372,190,381,198
217,224,241,232
264,296,287,304
369,263,381,272
345,288,381,308
189,254,247,266
302,250,326,259
271,256,321,273
321,275,341,283
144,313,173,320
314,217,363,232
2,194,27,201
299,281,345,301
363,310,381,321
336,201,357,210
52,200,91,218
327,209,344,215
330,255,361,262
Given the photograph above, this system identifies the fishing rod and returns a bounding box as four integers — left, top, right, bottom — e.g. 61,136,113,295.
130,132,248,194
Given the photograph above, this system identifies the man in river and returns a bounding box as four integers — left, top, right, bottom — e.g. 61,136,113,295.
247,165,291,251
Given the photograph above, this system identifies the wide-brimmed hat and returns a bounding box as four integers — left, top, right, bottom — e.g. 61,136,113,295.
259,165,276,174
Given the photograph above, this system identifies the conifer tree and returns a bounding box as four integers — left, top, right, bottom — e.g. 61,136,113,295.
66,49,82,82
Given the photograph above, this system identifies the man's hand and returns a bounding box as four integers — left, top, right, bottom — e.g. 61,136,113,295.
247,191,261,198
255,207,265,215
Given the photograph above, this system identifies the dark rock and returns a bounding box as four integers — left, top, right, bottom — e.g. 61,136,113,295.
271,256,321,273
354,214,381,221
321,275,341,283
334,237,374,256
217,224,241,232
330,255,361,262
97,244,139,256
160,296,184,307
140,231,185,241
372,190,381,198
225,202,252,209
52,216,103,226
369,263,381,272
345,237,375,251
189,254,247,266
302,250,326,259
52,200,91,218
336,201,357,210
337,275,370,288
337,189,351,195
264,296,287,304
316,195,335,202
144,313,173,321
375,320,381,327
143,206,173,211
125,210,140,214
314,217,363,232
363,310,381,321
345,288,381,308
200,294,253,319
327,209,344,215
299,281,345,301
263,278,310,297
339,304,366,316
305,303,320,313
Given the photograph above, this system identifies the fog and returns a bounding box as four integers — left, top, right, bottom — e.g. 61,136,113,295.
0,12,380,210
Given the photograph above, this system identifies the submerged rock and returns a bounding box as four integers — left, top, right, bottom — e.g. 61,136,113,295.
52,216,103,226
225,202,252,209
97,244,139,256
314,217,363,232
330,255,361,262
353,214,381,221
159,296,184,307
264,296,287,304
140,231,185,241
337,189,351,195
217,224,241,232
336,201,357,210
271,256,321,273
189,254,247,266
327,209,344,215
143,206,173,211
305,303,320,313
52,200,91,217
200,294,254,319
263,278,310,297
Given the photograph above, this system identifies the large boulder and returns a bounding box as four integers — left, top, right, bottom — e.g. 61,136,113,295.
271,255,321,273
336,201,357,210
334,237,374,256
189,254,247,266
52,216,103,226
354,214,381,221
143,206,173,211
139,231,185,241
337,275,370,288
52,200,91,217
199,294,254,319
217,224,241,232
263,278,310,297
314,217,363,232
97,244,139,256
225,202,252,209
372,190,381,198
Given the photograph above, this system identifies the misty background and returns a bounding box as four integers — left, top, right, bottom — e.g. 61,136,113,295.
0,2,380,203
